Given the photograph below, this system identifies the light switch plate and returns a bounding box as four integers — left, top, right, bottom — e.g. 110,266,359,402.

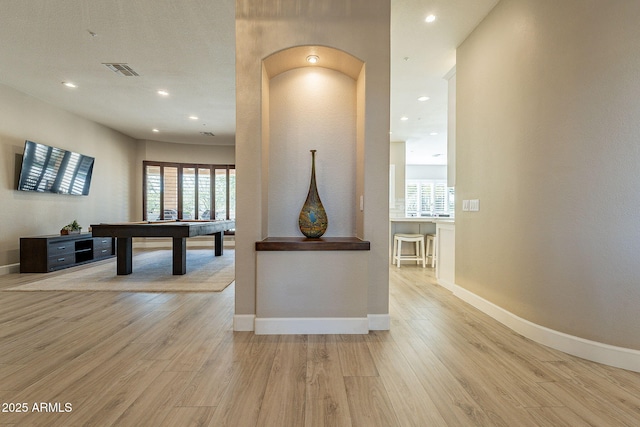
462,200,470,211
470,199,480,211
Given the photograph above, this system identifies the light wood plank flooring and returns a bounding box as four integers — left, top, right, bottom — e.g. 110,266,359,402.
1,261,639,426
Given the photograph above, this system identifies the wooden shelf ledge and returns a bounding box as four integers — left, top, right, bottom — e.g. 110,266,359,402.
256,237,370,251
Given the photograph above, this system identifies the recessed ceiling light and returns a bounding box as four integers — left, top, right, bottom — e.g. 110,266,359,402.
306,55,319,64
62,82,77,88
189,116,199,120
418,96,430,101
400,116,409,121
157,90,169,96
430,132,438,136
425,14,436,23
432,153,443,157
152,128,159,133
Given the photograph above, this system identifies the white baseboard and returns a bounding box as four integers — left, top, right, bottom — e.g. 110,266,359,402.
368,314,390,330
436,278,456,293
234,314,389,334
451,283,640,373
233,314,255,331
254,317,369,335
0,263,20,275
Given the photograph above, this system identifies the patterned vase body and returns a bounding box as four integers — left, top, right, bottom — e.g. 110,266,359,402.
298,150,328,238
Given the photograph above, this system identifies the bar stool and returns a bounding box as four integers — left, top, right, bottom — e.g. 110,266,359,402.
392,233,425,268
425,234,436,268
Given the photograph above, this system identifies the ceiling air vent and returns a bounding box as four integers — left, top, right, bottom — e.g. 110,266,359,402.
200,132,216,137
102,63,140,76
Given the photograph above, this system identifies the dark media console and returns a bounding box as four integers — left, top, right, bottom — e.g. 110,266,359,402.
20,233,115,273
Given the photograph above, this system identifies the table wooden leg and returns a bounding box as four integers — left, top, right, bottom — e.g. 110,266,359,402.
173,237,186,275
116,237,132,275
214,231,223,256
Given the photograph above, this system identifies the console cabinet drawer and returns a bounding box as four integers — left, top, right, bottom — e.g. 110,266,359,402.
47,253,76,270
47,241,75,257
20,234,115,273
93,237,114,259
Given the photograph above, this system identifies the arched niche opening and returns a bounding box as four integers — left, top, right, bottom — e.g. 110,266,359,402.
261,45,366,238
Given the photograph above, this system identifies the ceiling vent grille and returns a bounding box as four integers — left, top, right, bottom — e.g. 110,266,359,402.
102,63,140,76
200,132,216,137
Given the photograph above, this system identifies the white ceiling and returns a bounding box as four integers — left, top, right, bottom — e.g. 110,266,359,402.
0,0,498,163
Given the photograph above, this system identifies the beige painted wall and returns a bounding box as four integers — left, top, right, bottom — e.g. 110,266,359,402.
0,83,137,267
268,67,356,237
456,0,640,349
0,85,235,268
137,139,235,165
236,0,390,320
256,251,368,318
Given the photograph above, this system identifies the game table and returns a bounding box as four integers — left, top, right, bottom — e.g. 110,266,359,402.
90,220,235,275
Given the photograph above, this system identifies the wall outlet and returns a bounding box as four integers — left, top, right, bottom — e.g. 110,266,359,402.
462,200,470,211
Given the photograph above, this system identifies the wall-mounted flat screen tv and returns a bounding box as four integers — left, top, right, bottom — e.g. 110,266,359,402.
17,140,95,196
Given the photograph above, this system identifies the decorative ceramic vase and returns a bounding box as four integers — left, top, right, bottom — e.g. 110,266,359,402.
298,150,328,238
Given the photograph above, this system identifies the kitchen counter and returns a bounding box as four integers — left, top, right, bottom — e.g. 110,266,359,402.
389,217,454,236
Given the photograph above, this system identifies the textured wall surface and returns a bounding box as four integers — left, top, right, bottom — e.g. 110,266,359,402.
456,0,640,348
235,0,390,321
0,84,137,266
268,67,356,237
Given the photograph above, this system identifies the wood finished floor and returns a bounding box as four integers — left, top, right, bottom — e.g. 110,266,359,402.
1,262,639,426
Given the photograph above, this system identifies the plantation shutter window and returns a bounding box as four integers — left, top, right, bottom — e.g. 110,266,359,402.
405,179,455,217
143,161,235,223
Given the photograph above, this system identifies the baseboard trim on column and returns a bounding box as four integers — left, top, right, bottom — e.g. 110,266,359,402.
233,314,255,331
368,314,390,330
254,317,369,335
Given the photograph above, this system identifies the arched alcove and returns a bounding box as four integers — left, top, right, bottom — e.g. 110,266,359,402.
261,46,366,238
234,5,390,334
254,45,371,334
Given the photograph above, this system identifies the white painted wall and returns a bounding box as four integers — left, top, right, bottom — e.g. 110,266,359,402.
456,0,640,349
406,165,447,180
389,141,406,217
